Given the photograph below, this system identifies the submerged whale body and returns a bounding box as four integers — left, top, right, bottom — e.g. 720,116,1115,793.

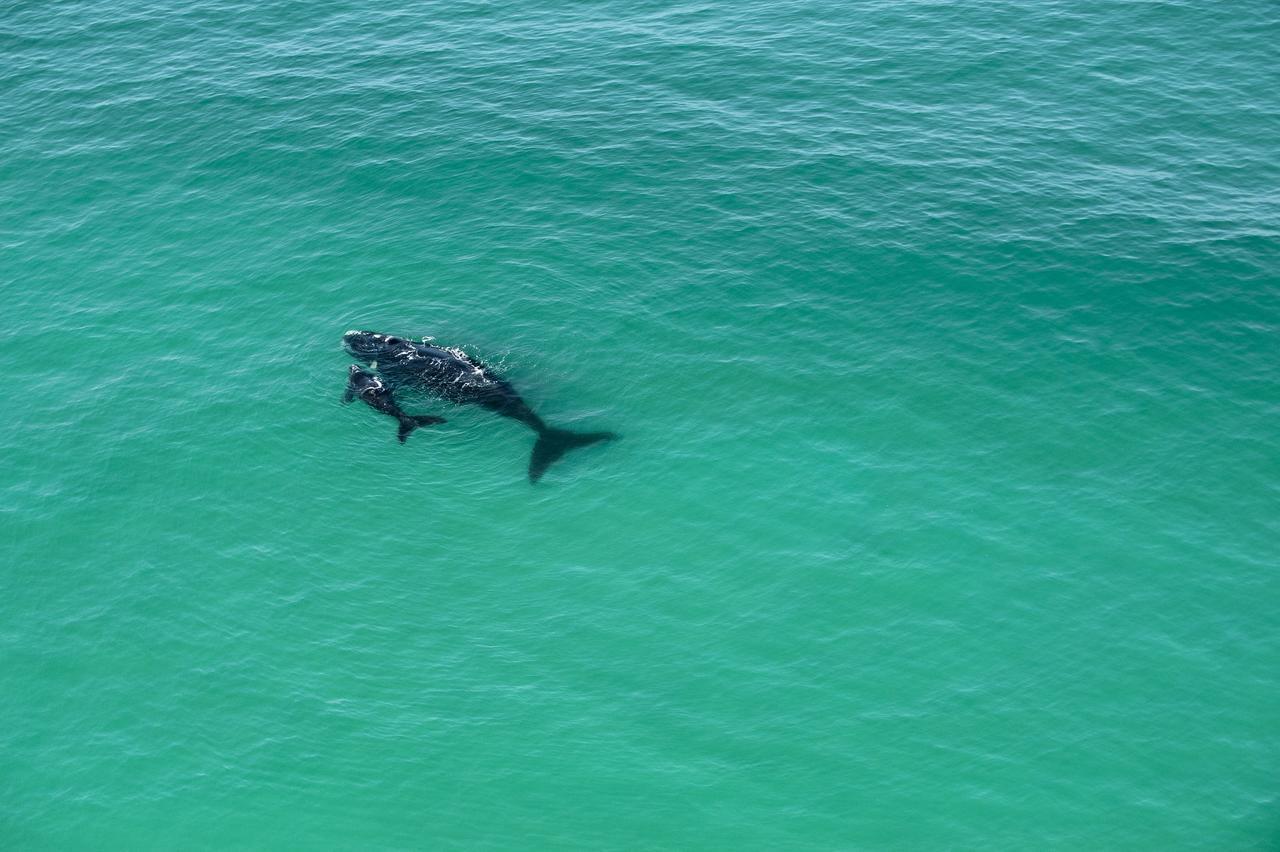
343,364,445,443
343,331,616,482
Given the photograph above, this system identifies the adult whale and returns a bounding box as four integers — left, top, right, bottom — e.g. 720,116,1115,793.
343,330,616,482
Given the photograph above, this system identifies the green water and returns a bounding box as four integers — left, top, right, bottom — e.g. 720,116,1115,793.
2,1,1278,848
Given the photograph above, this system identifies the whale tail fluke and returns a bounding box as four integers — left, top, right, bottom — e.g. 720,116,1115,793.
397,415,446,443
529,428,617,483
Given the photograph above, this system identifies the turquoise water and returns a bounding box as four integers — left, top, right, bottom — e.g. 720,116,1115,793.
2,0,1278,847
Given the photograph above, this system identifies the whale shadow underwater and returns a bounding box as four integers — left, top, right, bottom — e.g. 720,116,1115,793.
343,330,617,483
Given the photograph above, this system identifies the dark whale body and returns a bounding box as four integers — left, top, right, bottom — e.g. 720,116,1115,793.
343,331,616,482
343,364,445,443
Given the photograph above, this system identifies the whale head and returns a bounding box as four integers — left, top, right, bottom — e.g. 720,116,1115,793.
346,363,382,391
343,330,414,362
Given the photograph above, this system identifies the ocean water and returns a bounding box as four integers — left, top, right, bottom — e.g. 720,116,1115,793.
2,0,1278,848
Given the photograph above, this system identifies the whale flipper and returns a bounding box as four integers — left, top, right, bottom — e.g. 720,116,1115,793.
397,414,447,443
529,428,616,483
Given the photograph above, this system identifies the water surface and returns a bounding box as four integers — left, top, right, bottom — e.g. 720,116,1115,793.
2,1,1278,848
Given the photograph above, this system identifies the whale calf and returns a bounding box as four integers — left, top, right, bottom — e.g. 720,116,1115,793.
343,331,616,482
343,364,446,443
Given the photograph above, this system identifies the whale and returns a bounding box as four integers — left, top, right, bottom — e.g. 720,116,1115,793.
343,364,446,443
342,331,616,482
